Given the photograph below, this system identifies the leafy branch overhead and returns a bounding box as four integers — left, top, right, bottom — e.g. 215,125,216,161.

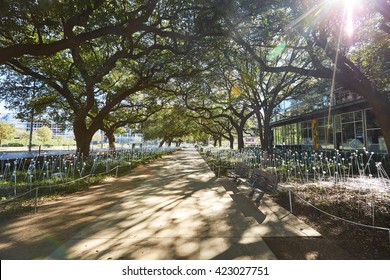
0,0,388,169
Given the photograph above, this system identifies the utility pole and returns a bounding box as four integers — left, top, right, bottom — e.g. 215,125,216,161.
28,108,34,152
28,80,36,153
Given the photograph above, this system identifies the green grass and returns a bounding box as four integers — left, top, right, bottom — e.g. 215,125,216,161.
1,137,76,148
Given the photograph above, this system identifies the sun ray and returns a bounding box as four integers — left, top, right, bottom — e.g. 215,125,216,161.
345,9,354,36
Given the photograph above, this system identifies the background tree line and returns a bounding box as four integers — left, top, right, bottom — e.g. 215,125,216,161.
0,0,388,169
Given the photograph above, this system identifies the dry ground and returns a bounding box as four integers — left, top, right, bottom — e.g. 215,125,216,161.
271,184,390,260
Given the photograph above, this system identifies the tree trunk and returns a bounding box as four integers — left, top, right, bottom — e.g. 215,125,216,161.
236,126,245,150
263,113,273,153
213,136,218,147
260,128,269,152
105,131,116,151
159,136,167,147
73,118,96,157
259,130,265,149
255,110,265,149
218,137,222,147
255,108,274,153
229,134,234,149
362,95,390,174
74,131,94,157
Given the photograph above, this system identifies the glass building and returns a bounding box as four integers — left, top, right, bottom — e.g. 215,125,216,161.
271,89,388,154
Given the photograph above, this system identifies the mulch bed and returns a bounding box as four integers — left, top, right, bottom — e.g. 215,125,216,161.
263,236,354,260
272,185,390,260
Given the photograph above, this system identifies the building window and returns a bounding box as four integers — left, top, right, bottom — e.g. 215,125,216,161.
300,121,312,144
365,109,387,153
317,117,333,149
339,111,364,150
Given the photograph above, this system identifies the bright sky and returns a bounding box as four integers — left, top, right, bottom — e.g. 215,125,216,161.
0,101,10,114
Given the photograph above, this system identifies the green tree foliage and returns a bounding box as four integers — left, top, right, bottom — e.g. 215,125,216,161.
101,91,166,149
0,0,163,64
0,121,15,146
0,72,66,129
143,104,199,147
2,0,218,156
36,125,52,144
2,0,389,166
180,52,257,150
196,117,234,147
217,36,313,150
348,15,390,92
215,0,390,168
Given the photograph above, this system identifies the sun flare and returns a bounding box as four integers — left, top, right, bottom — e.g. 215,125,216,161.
345,9,354,35
329,0,362,36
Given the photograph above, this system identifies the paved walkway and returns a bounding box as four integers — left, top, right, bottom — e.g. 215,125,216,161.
0,147,328,260
42,147,321,260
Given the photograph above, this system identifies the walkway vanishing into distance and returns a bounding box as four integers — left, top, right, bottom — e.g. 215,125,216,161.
0,147,351,260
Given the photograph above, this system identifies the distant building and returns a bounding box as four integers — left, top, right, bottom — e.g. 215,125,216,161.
270,89,388,154
25,122,67,136
0,112,71,136
244,136,259,146
117,133,144,144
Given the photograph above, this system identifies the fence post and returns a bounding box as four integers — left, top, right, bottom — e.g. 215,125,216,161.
13,171,17,196
34,187,39,214
288,187,293,214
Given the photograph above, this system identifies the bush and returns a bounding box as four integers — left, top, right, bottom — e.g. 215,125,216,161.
2,143,24,147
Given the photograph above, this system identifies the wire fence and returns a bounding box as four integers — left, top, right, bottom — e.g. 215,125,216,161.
287,187,390,247
0,147,177,217
199,146,390,248
199,146,389,182
1,165,119,214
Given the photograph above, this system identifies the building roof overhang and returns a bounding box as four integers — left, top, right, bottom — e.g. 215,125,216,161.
270,98,369,128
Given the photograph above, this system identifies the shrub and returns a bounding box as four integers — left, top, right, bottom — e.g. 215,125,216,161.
3,143,24,147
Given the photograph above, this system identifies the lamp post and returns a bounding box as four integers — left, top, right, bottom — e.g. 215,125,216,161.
28,80,36,153
28,108,34,152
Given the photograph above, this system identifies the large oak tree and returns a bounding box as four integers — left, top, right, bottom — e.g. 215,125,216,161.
2,0,219,156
